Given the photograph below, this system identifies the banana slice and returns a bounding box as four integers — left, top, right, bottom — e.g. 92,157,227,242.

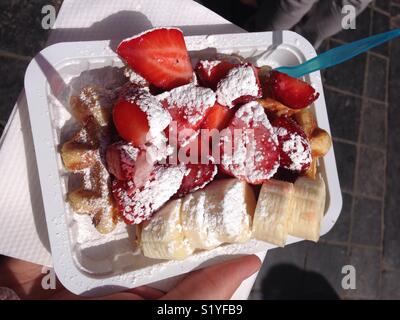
288,177,326,242
140,199,194,260
181,179,255,250
252,179,294,247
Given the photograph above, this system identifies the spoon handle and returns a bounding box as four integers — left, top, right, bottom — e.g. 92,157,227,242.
276,28,400,78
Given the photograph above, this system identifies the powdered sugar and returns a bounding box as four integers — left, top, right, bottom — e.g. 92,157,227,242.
181,179,252,249
121,143,139,162
277,127,288,137
198,60,222,76
114,165,186,224
128,89,171,137
216,64,261,108
124,67,148,86
236,101,278,145
221,102,279,182
74,214,127,248
282,134,312,171
118,27,183,47
161,83,216,125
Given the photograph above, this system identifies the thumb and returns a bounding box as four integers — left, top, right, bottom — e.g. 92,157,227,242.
161,255,261,300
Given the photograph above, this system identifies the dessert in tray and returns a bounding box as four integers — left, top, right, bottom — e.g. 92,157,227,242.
60,28,332,260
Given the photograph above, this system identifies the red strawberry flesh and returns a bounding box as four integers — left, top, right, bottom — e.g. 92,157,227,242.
195,60,237,90
219,101,279,184
272,116,312,172
112,165,185,224
117,28,193,90
176,163,217,197
266,71,319,109
106,142,140,180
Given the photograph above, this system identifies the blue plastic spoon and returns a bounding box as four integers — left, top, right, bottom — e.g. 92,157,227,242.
275,28,400,78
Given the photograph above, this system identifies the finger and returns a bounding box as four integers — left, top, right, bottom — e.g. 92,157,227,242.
127,286,165,299
89,292,144,300
161,255,261,300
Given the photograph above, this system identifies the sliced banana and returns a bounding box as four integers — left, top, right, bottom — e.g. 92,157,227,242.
288,176,326,242
140,199,194,260
181,179,255,250
252,180,294,247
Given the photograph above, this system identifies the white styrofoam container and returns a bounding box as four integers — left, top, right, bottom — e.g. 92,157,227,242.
24,31,342,296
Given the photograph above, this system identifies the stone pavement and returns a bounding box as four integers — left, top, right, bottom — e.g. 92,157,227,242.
248,0,400,300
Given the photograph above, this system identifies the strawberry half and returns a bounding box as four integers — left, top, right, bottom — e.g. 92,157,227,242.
160,83,216,147
112,165,185,225
272,116,312,172
113,88,171,147
106,141,140,180
195,60,237,90
265,71,319,109
117,28,193,90
219,101,280,184
113,98,150,146
216,64,262,108
201,103,234,131
176,163,218,197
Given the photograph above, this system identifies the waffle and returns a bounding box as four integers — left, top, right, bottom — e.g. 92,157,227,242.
61,85,120,234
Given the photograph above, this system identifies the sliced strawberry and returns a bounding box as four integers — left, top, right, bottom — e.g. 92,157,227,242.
106,141,140,180
201,103,235,131
117,28,193,90
195,60,237,90
160,83,216,147
216,64,262,108
265,71,319,109
112,165,185,225
219,101,280,184
113,99,149,146
174,133,211,164
114,88,171,147
176,163,217,197
272,116,312,172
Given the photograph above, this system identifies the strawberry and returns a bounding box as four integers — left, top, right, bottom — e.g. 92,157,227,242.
175,133,212,165
117,28,193,90
112,165,185,225
176,163,218,197
106,142,140,180
272,116,312,172
265,71,319,109
113,88,171,147
195,60,237,90
160,83,216,147
113,98,149,146
219,101,280,184
201,103,234,131
216,64,262,108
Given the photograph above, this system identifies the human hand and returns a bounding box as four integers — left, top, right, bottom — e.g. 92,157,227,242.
0,255,260,300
